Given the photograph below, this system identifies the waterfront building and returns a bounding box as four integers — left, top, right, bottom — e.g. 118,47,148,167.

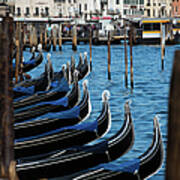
172,0,180,17
14,0,54,18
144,0,172,18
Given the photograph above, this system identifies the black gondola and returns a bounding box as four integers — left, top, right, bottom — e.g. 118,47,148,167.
14,80,90,138
13,62,53,99
16,101,134,179
72,117,164,180
13,76,69,109
14,89,111,159
13,58,68,100
13,44,43,76
14,72,80,122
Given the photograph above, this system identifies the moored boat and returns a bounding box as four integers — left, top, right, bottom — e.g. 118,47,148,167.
14,72,80,122
72,117,164,180
14,89,111,159
16,101,134,179
14,80,90,139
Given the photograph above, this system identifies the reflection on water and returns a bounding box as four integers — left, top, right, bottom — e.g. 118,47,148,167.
24,44,180,180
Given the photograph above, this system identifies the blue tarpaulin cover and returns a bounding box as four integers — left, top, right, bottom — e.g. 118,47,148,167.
15,105,81,125
15,118,97,143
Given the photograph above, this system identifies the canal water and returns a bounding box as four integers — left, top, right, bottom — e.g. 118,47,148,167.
24,43,179,180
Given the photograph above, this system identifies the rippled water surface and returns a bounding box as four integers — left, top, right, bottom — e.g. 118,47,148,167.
24,43,180,180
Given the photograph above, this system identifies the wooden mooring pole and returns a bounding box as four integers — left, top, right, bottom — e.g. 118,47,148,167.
124,26,128,88
44,28,48,49
58,24,62,51
19,23,24,82
89,28,92,71
72,25,77,51
0,16,18,180
107,31,111,80
52,26,57,51
166,50,180,180
129,25,134,90
15,22,20,83
161,23,165,71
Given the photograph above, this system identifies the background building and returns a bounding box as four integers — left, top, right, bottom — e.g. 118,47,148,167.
172,0,180,17
15,0,54,18
144,0,171,18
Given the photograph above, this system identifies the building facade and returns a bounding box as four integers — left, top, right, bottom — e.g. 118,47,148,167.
13,0,173,20
15,0,54,18
172,0,180,17
144,0,172,18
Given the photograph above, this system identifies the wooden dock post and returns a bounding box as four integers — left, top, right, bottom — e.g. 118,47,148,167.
52,26,57,51
107,31,111,80
32,24,38,49
58,24,62,51
40,25,44,47
19,23,24,81
124,25,128,88
72,25,77,51
129,25,134,90
15,22,20,83
161,23,165,71
89,28,92,71
166,50,180,180
44,28,48,49
0,16,18,180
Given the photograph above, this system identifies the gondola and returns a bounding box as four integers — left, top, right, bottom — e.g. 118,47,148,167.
72,117,164,180
12,44,43,76
13,76,69,109
13,58,66,99
13,62,52,99
14,80,90,139
77,52,90,81
16,101,134,179
14,89,111,159
14,72,80,122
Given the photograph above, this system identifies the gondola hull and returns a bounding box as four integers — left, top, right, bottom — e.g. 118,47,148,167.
16,101,134,179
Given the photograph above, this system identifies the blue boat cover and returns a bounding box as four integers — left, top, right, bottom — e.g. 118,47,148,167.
33,96,69,107
15,105,80,125
13,86,35,95
13,77,69,98
15,118,98,143
15,96,69,114
99,158,140,173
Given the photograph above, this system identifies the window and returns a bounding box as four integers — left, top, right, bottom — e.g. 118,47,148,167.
116,0,120,4
147,9,150,17
84,4,87,11
79,4,82,15
35,7,39,15
45,7,49,16
140,0,144,4
69,0,71,3
26,7,30,15
17,7,21,15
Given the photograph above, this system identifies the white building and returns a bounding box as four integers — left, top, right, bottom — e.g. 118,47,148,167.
14,0,54,18
13,0,172,20
144,0,171,18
